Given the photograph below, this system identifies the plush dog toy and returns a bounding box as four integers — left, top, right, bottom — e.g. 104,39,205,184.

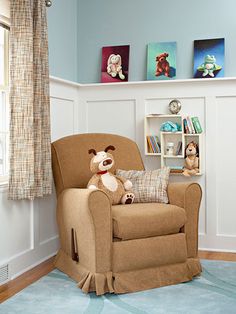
87,145,134,205
155,52,170,77
183,141,199,176
107,54,125,80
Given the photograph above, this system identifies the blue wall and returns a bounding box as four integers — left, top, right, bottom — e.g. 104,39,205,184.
47,0,78,82
47,0,236,83
77,0,236,83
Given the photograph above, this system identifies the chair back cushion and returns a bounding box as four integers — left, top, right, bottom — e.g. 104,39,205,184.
52,133,144,196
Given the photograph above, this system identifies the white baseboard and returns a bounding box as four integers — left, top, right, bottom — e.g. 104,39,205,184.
11,251,57,281
8,236,59,281
199,247,236,254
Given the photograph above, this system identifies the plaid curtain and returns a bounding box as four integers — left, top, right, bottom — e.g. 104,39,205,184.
8,0,52,200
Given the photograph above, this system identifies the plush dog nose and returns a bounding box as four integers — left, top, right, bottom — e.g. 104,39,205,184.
189,149,192,151
103,158,112,166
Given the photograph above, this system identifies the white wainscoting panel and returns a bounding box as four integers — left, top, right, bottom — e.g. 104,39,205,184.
1,76,236,284
0,190,32,264
0,78,80,282
86,99,136,139
38,191,58,245
215,96,236,237
77,77,236,252
50,78,79,141
50,97,75,141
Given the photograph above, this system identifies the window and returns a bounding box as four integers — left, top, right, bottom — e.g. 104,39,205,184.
0,24,9,183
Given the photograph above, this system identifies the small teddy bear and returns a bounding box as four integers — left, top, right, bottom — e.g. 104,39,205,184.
87,145,134,205
107,54,125,80
155,52,170,77
183,141,199,176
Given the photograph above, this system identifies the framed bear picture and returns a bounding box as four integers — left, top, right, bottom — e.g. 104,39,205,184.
101,45,130,83
147,42,177,81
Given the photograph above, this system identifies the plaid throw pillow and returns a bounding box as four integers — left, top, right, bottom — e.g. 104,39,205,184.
116,167,170,203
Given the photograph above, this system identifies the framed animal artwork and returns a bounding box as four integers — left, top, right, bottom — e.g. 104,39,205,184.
101,45,130,83
193,38,225,78
147,42,177,80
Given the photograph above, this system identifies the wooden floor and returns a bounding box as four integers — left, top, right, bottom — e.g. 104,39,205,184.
198,250,236,262
0,257,55,304
0,251,236,303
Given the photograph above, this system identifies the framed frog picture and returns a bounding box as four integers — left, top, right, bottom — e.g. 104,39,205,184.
193,38,225,78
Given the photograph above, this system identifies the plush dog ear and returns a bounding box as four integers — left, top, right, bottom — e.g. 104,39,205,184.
185,142,191,158
165,53,169,57
117,54,122,66
107,54,114,66
88,149,97,155
104,145,115,152
184,144,188,158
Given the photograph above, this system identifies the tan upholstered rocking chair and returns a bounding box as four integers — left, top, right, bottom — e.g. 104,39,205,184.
52,133,202,295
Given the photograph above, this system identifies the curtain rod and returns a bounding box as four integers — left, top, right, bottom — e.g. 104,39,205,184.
45,0,52,7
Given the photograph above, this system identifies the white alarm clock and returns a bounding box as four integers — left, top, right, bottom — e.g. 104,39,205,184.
168,99,181,114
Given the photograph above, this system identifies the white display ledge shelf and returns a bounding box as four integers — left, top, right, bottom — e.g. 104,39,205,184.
171,172,202,176
50,75,236,88
146,154,184,158
162,132,182,135
163,155,184,158
146,153,161,156
184,133,203,136
146,114,182,119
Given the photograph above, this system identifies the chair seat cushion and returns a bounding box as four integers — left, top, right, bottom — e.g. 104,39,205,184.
112,203,187,240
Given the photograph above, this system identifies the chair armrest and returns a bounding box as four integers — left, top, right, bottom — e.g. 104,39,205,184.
57,188,112,273
167,182,202,258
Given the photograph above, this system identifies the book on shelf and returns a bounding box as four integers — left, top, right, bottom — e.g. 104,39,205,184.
171,166,183,170
170,169,183,173
186,116,195,134
183,116,203,134
191,117,203,133
147,136,153,153
183,118,190,134
146,135,161,153
151,135,161,153
175,141,182,155
148,113,163,116
150,136,158,153
154,136,161,152
170,166,183,173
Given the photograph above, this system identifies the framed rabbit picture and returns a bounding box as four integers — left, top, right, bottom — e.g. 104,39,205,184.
101,45,130,83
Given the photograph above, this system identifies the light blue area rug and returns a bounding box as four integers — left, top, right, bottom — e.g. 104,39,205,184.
1,260,236,314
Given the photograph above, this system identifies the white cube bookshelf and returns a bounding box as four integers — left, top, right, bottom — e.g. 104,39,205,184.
144,114,204,176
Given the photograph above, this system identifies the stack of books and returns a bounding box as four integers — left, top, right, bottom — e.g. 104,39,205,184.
175,141,182,155
183,116,202,134
170,166,183,174
146,135,161,153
